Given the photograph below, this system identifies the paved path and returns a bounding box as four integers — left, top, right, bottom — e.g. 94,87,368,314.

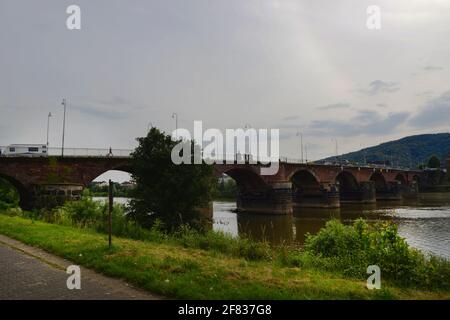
0,235,161,300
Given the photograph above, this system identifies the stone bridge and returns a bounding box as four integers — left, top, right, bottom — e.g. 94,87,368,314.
0,156,422,214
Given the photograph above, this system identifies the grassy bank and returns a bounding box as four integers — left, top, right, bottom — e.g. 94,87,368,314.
0,212,449,299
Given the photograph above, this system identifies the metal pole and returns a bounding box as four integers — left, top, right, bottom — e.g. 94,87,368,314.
301,133,304,164
296,130,303,163
61,99,66,157
172,113,178,138
108,179,113,248
305,143,308,164
336,139,338,162
46,112,52,147
333,138,338,164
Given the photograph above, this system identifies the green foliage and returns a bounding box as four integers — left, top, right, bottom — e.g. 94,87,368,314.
212,178,237,200
427,155,441,168
301,219,450,290
0,178,19,210
128,127,215,232
87,182,135,197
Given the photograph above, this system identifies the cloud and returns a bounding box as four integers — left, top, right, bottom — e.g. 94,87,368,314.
410,90,450,127
309,110,409,137
70,96,136,120
416,91,434,98
281,115,300,121
317,103,350,110
358,80,400,95
423,65,443,71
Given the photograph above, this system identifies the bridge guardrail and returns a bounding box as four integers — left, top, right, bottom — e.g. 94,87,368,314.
0,146,133,158
48,148,133,157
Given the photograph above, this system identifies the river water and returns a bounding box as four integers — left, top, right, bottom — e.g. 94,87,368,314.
94,193,450,259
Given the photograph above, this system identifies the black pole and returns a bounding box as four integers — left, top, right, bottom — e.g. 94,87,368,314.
108,179,113,248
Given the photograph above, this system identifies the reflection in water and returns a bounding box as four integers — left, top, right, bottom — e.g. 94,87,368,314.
212,193,450,259
236,214,294,244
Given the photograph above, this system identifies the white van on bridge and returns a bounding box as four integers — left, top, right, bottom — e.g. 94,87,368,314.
0,144,48,157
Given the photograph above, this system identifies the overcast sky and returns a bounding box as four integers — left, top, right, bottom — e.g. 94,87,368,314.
1,0,450,181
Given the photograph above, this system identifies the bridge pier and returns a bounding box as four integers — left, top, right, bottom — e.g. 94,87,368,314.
339,181,376,204
236,182,293,215
399,183,419,200
375,182,419,201
293,182,340,209
375,182,403,201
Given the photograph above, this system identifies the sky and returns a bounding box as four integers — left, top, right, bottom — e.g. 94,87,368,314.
1,0,450,182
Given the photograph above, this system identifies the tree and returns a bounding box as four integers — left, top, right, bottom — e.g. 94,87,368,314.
127,128,215,232
427,155,441,169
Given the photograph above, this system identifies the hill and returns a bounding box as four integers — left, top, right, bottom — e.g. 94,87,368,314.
320,133,450,169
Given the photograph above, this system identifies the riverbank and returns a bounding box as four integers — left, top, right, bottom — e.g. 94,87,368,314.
0,213,449,299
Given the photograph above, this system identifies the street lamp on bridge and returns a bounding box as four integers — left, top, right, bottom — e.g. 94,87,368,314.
61,99,67,157
46,112,52,147
172,112,178,138
296,130,303,164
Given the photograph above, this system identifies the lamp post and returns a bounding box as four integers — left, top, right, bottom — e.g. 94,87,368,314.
296,130,303,163
332,138,338,164
46,112,52,147
305,143,308,164
171,112,178,138
243,124,252,162
61,99,67,157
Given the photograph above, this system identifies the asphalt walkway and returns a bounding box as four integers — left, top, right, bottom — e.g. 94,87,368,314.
0,234,161,300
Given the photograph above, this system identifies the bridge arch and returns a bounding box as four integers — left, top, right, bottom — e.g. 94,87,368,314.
394,173,407,185
290,169,321,193
335,170,360,201
369,171,387,191
85,164,133,186
221,168,270,192
412,174,420,184
290,169,322,207
0,173,32,210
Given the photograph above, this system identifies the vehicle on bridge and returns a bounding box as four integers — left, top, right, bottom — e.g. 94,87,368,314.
0,144,48,157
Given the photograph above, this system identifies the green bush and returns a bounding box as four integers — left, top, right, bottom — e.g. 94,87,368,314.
302,219,450,290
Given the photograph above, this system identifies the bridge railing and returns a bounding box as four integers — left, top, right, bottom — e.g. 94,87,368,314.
0,146,132,158
47,148,133,157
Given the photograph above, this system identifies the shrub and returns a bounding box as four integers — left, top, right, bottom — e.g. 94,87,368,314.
303,219,450,290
